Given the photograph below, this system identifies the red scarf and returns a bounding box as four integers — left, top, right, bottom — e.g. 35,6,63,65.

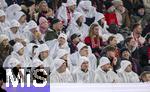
91,37,100,48
66,7,72,25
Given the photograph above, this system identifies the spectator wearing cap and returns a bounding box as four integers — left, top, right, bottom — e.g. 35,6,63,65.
139,33,150,68
120,48,142,75
45,18,63,41
56,0,76,26
84,23,103,58
131,4,150,30
69,33,81,54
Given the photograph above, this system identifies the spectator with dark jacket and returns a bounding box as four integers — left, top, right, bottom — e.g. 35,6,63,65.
139,33,150,68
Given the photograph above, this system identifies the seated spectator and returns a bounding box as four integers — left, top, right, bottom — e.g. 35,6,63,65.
67,12,89,41
139,33,150,67
95,57,121,83
72,56,95,83
0,72,6,92
131,23,145,48
50,59,74,83
117,60,140,83
56,0,76,26
0,34,12,67
101,45,120,72
119,36,140,59
45,18,63,41
77,0,97,26
46,33,70,59
120,48,142,75
0,10,10,34
69,33,80,54
84,23,103,58
7,20,26,46
131,5,150,30
140,71,150,83
70,42,97,71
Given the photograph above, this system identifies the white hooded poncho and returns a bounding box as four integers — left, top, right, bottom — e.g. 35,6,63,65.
50,59,74,83
94,57,121,83
66,11,89,41
70,42,97,71
72,56,95,83
117,60,140,83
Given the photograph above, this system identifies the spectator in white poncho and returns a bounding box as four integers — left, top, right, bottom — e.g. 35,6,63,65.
46,33,70,59
3,42,30,67
50,59,74,83
94,57,121,83
55,49,73,72
70,42,97,71
32,43,54,72
56,0,76,26
66,11,89,41
117,60,140,83
0,10,10,34
72,56,95,83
